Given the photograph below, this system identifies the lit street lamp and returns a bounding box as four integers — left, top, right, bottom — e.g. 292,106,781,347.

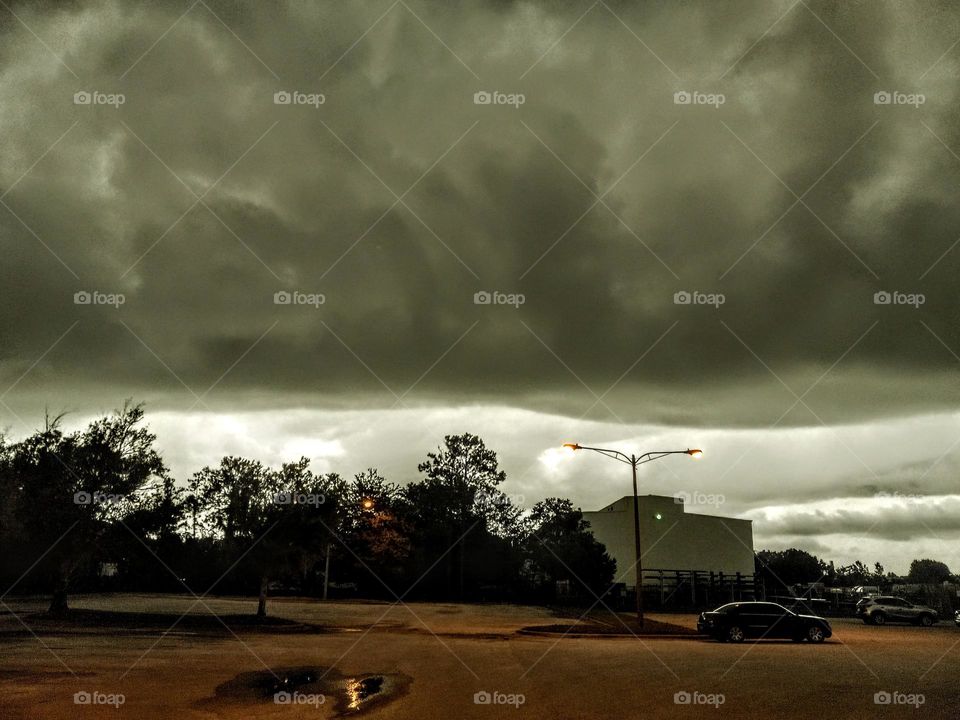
563,443,702,627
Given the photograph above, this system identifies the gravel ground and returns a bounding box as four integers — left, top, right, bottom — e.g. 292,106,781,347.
1,594,958,719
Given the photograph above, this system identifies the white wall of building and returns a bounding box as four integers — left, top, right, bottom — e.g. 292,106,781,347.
582,495,755,588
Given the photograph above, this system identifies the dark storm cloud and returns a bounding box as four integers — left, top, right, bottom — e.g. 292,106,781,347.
752,496,960,542
2,0,960,425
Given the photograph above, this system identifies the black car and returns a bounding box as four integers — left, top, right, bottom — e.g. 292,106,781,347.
697,601,832,643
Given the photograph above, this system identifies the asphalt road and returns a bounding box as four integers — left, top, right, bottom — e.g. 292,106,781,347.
1,595,958,719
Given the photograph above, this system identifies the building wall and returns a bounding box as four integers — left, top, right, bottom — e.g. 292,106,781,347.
582,495,755,587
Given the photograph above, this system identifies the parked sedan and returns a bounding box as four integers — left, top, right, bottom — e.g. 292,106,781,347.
855,596,939,626
955,610,959,627
697,601,832,643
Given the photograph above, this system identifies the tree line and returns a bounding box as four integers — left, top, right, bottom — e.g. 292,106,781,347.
0,403,616,616
756,548,955,591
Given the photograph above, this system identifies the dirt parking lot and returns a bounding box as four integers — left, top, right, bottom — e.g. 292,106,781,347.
1,595,958,719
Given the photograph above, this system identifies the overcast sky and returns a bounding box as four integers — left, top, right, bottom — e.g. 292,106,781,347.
2,0,959,574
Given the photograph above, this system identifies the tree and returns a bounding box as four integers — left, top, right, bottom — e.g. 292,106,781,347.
908,559,951,585
188,456,277,615
404,434,519,599
6,402,166,613
109,475,187,593
340,470,410,570
755,549,827,593
834,560,871,587
267,460,342,607
187,456,340,617
0,432,25,592
522,498,615,600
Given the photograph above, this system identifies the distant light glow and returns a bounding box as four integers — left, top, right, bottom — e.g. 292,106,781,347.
540,446,577,471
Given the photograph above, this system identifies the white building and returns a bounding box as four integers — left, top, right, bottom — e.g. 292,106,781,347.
582,495,755,589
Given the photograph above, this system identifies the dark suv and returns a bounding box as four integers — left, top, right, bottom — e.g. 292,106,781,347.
856,596,938,626
697,601,832,643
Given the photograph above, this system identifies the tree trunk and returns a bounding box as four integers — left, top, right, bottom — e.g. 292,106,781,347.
459,532,465,600
257,576,269,618
48,576,69,616
322,544,331,601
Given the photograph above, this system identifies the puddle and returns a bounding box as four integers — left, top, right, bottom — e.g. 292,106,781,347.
204,666,411,715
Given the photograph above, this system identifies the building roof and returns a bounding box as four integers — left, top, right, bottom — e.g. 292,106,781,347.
589,494,752,524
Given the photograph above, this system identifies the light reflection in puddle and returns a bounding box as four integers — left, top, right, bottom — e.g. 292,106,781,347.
208,666,411,716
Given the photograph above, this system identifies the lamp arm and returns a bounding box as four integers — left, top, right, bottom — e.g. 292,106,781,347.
574,445,633,465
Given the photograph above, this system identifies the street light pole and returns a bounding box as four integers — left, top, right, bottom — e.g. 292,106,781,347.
630,455,643,623
563,443,702,628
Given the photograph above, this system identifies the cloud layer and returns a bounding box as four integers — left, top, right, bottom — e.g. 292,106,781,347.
2,0,960,427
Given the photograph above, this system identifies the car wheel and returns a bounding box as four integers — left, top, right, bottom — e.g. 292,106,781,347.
807,625,825,643
919,614,934,627
727,625,745,643
872,612,886,626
